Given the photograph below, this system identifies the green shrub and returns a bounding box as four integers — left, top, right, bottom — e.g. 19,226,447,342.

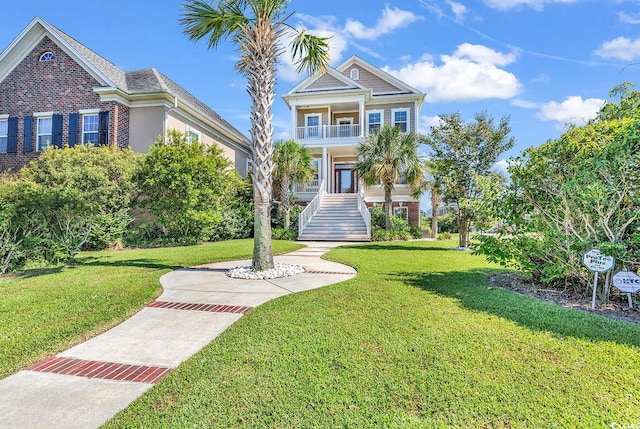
135,130,245,245
272,203,304,231
438,232,452,241
438,214,458,233
272,228,298,241
0,178,92,272
370,205,386,230
21,144,139,249
410,225,423,239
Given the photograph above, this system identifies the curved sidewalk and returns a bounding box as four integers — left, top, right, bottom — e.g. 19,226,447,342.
0,242,356,429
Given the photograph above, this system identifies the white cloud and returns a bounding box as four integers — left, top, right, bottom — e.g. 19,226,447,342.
483,0,577,11
453,43,517,66
344,6,423,40
619,11,640,25
419,115,443,134
447,1,469,22
384,44,522,103
278,7,422,82
511,99,539,109
595,36,640,61
537,96,605,125
493,159,509,175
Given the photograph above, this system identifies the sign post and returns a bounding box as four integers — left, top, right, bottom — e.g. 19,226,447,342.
612,270,640,308
582,248,615,309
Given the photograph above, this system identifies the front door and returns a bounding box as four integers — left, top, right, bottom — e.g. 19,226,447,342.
334,164,357,193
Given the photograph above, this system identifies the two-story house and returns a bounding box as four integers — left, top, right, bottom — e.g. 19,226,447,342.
0,17,251,174
283,56,425,241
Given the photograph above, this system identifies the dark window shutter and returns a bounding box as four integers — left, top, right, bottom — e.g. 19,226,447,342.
52,114,63,148
7,117,18,153
68,113,79,147
23,116,33,153
98,111,109,146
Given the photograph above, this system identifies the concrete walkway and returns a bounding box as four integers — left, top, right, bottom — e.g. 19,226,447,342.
0,242,356,429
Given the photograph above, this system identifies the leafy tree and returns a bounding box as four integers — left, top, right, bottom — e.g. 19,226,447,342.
425,111,514,248
20,144,139,249
272,140,314,230
181,0,330,271
356,125,425,230
475,115,640,295
135,130,244,244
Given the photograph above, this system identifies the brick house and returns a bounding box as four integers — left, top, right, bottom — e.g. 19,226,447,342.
285,56,425,241
0,17,251,174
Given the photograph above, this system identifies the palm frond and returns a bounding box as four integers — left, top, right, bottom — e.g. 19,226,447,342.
290,29,331,75
181,0,249,49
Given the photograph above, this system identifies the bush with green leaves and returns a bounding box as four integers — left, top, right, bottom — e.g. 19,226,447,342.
0,178,92,272
21,144,139,249
272,228,298,241
135,130,246,244
474,84,640,297
437,214,458,233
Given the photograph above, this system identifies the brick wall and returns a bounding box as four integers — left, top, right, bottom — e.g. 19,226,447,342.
0,36,129,172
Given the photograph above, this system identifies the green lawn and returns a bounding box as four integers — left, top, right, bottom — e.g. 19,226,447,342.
0,239,303,379
104,239,640,428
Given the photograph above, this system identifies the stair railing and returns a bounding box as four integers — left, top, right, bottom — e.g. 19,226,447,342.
298,179,325,237
357,186,371,238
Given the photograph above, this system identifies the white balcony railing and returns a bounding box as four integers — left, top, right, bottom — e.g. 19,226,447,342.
298,179,325,237
294,179,320,194
296,124,361,140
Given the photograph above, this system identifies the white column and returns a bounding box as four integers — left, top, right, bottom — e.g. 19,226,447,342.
290,104,297,140
322,147,328,193
359,100,365,137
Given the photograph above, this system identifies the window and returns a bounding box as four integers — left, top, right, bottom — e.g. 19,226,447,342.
187,128,200,144
392,108,410,133
36,116,53,151
39,52,55,62
366,110,383,134
82,113,99,145
0,118,7,153
246,158,253,176
350,68,359,81
305,114,322,138
394,206,408,220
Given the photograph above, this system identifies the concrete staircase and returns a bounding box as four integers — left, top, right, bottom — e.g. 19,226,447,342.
298,194,370,241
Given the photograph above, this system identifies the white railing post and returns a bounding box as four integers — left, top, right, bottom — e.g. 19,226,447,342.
298,179,325,238
357,186,371,239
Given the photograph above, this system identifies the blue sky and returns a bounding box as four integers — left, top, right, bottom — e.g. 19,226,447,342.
1,0,638,166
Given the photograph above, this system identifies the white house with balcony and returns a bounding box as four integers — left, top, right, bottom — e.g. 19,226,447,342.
284,56,425,241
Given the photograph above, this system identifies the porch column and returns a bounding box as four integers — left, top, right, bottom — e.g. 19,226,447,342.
359,100,365,137
322,147,328,193
290,103,297,140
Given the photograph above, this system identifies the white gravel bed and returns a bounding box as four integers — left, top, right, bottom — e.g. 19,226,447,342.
226,262,305,280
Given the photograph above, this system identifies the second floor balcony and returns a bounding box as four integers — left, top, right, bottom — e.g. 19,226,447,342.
295,124,362,141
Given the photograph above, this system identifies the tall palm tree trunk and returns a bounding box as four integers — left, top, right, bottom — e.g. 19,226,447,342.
247,16,276,271
279,176,291,230
384,187,393,230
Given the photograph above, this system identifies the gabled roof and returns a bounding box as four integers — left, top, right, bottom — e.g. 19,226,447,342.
336,55,423,96
283,55,425,108
284,66,368,96
0,16,250,148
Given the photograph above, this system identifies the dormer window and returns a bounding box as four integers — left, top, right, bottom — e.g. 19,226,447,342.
39,52,55,62
350,68,359,81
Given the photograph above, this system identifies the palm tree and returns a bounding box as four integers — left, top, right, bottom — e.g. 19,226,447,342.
272,140,315,230
356,125,425,230
181,0,330,271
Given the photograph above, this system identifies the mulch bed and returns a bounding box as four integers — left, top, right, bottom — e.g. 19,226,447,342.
489,272,640,325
